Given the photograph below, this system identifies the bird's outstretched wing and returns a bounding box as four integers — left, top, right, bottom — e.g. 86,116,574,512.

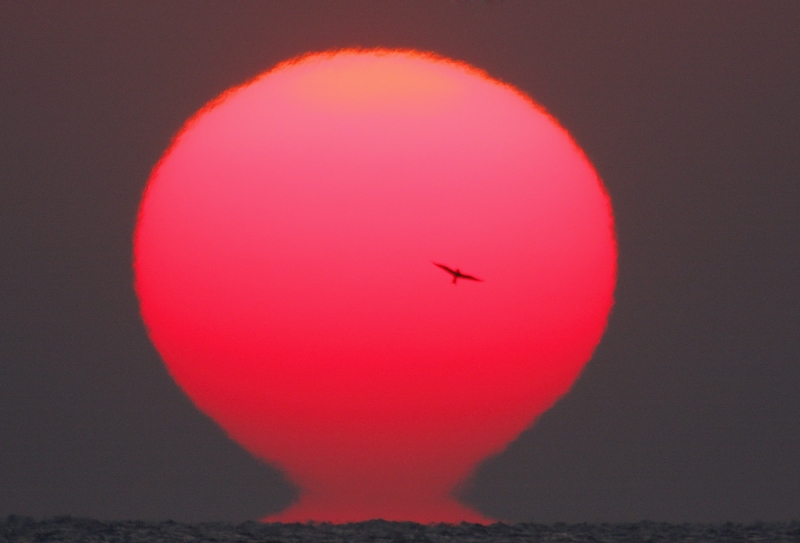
459,273,482,282
432,262,457,276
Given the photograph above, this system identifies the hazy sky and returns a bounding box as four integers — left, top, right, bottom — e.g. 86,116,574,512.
1,1,798,523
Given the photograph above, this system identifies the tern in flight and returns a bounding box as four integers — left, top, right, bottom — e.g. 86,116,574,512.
432,262,483,285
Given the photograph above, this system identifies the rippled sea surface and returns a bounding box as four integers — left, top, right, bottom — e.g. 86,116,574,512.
2,517,798,542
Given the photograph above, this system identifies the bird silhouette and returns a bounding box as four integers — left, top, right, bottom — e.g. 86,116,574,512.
432,262,483,285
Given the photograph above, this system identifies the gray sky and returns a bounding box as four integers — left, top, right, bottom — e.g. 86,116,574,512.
1,1,798,523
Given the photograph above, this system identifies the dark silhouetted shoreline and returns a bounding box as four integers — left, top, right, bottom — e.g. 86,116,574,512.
3,516,799,542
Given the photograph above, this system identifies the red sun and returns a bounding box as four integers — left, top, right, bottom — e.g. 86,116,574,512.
134,49,616,523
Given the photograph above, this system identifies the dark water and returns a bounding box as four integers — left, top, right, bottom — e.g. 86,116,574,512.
2,517,799,542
